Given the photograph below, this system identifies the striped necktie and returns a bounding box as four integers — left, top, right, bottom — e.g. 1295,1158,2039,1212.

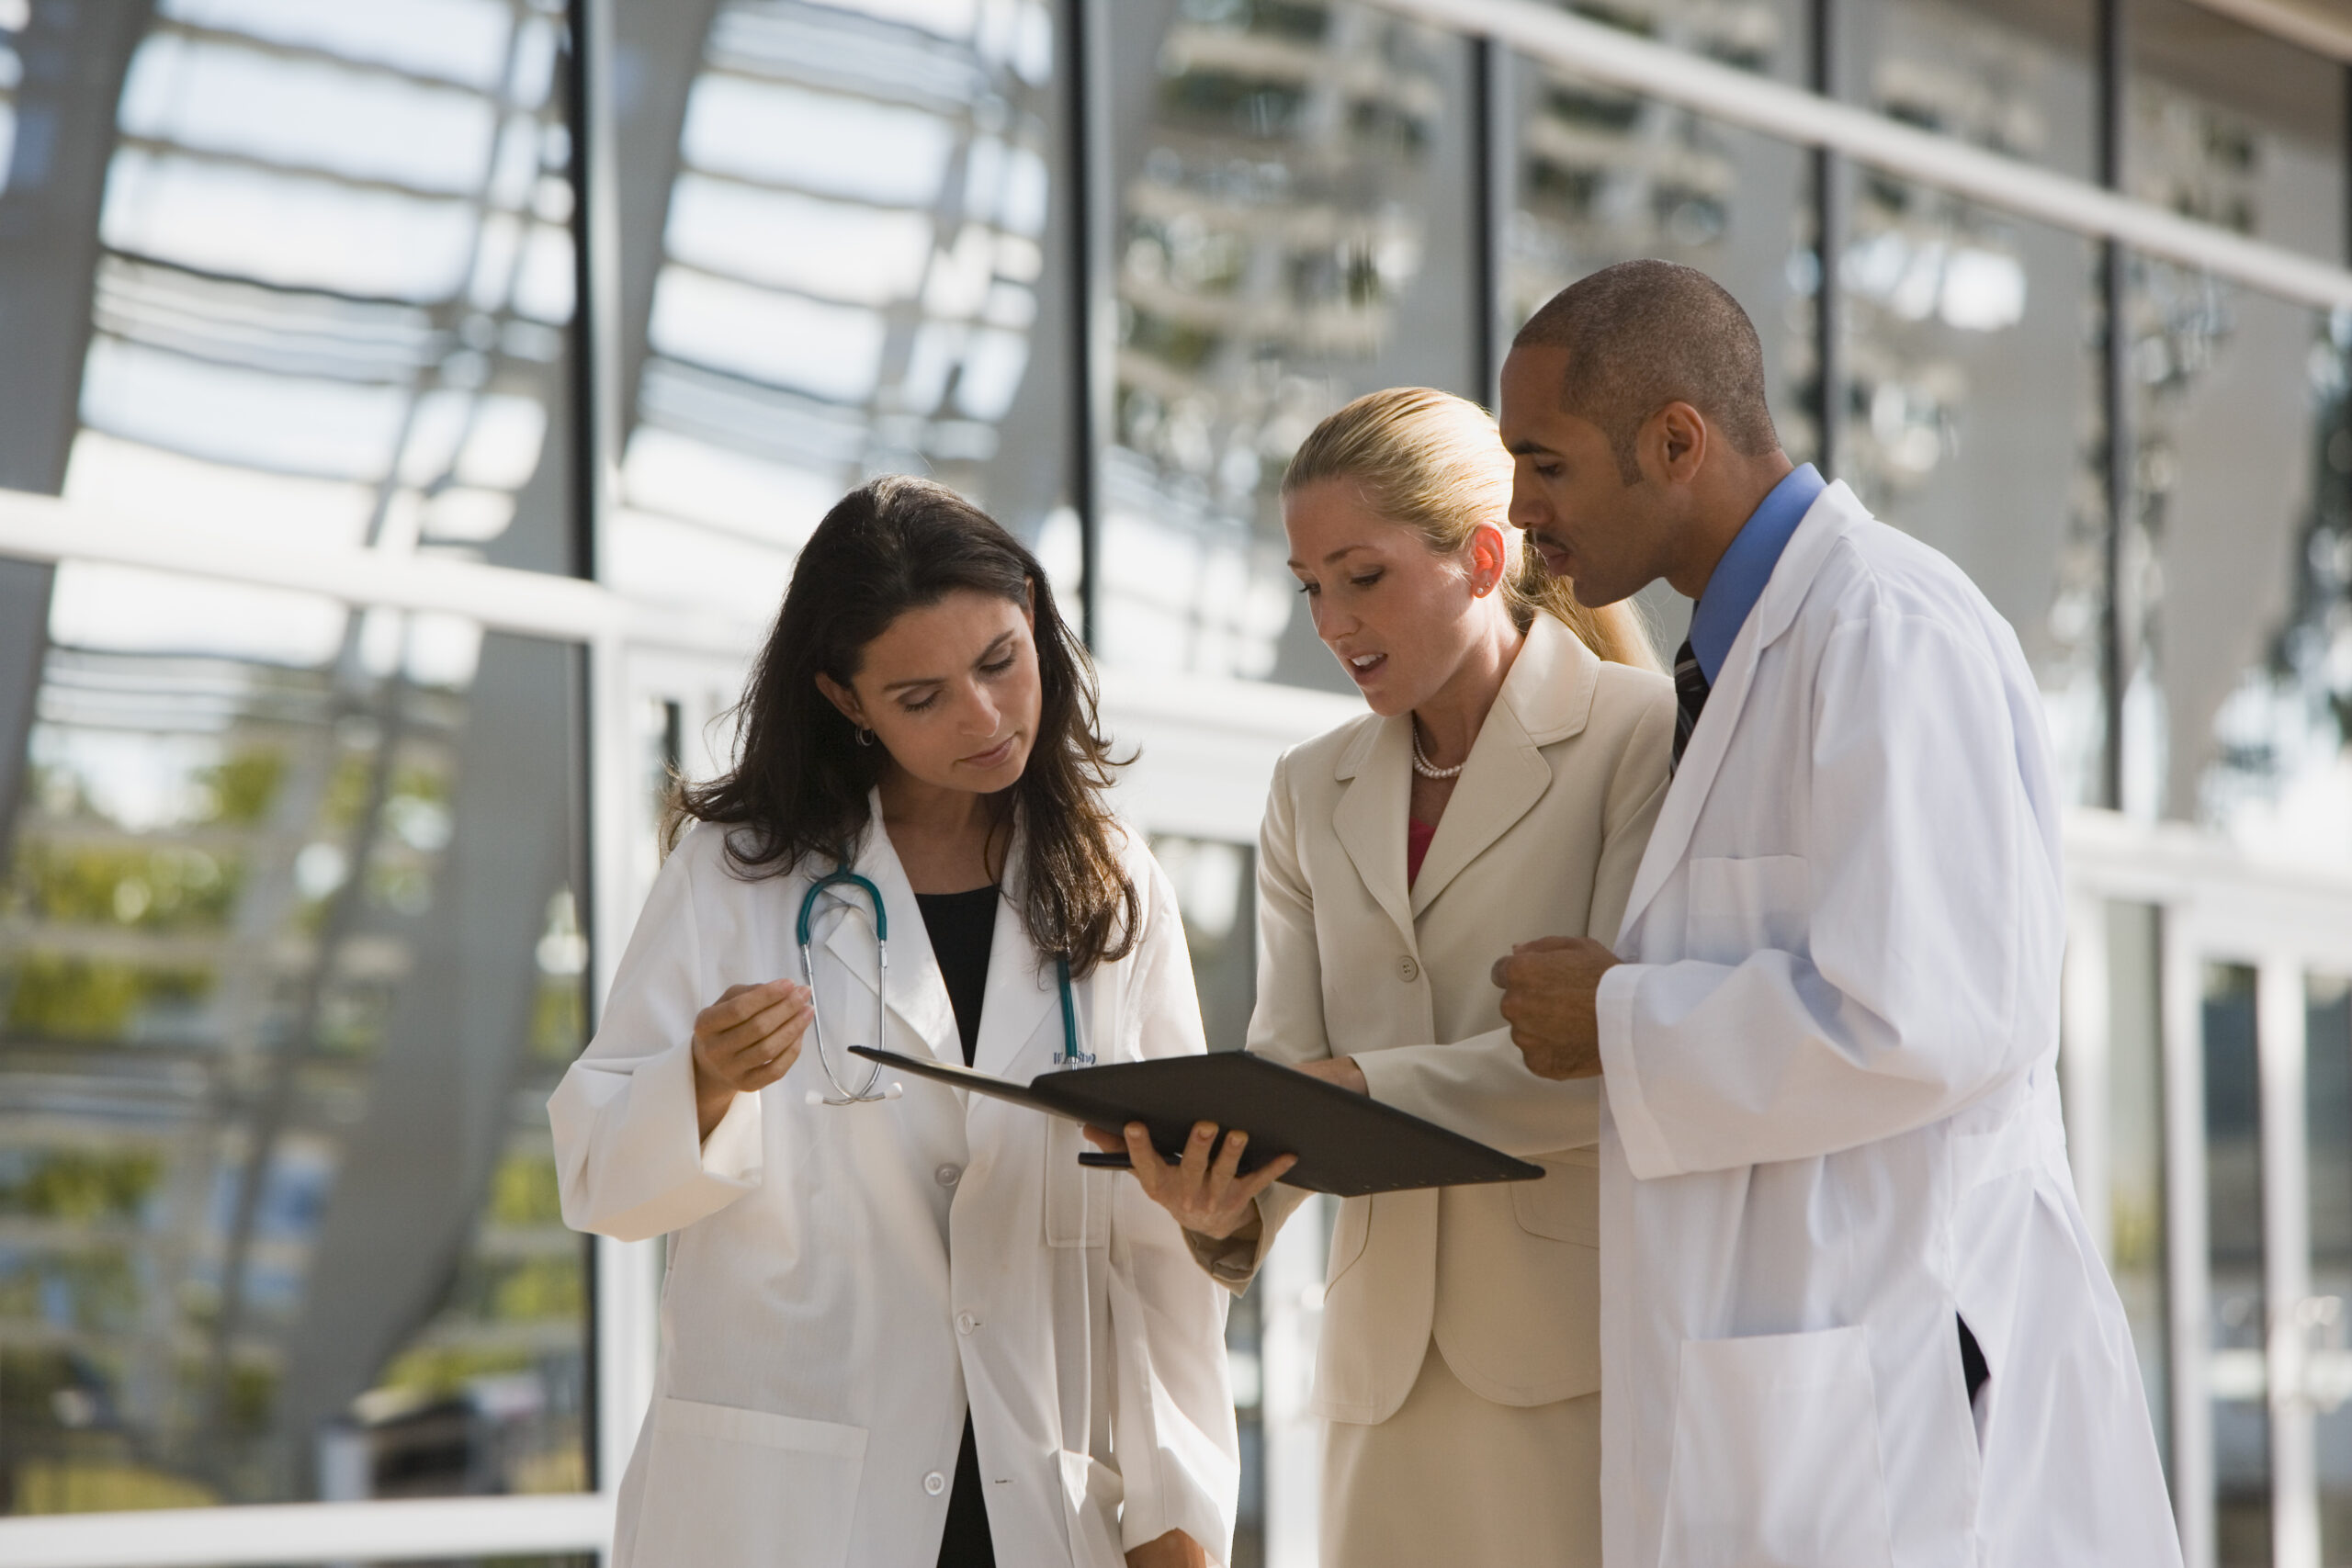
1671,637,1709,773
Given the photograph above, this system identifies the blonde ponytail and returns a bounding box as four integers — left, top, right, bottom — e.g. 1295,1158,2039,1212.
1282,387,1662,673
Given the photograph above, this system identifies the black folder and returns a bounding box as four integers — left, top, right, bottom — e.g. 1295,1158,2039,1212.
848,1045,1543,1198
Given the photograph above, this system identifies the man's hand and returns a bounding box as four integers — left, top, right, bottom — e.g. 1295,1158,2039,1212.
1082,1120,1296,1239
1491,935,1619,1079
1126,1528,1206,1568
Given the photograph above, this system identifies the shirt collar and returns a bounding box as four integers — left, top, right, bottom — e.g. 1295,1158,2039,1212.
1686,462,1826,684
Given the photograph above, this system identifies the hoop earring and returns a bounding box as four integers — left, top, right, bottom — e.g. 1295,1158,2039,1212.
854,726,875,747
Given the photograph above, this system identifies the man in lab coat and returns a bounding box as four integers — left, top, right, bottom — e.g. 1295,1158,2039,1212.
1490,260,2179,1566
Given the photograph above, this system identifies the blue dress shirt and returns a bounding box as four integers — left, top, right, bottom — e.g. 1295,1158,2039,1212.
1685,463,1826,684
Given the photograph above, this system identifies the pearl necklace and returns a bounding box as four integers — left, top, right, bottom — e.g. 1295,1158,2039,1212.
1411,726,1464,780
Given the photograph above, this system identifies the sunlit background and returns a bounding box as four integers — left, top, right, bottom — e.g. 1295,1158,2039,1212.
0,2,2348,1566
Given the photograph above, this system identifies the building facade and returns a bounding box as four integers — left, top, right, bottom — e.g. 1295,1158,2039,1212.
0,1,2346,1565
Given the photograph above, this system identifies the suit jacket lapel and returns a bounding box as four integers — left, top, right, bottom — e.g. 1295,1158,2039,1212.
1614,482,1866,942
1409,616,1596,915
1331,716,1417,954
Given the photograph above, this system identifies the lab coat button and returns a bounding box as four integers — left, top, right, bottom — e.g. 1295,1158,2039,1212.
1396,955,1419,982
923,1471,946,1495
935,1163,962,1188
956,1312,978,1335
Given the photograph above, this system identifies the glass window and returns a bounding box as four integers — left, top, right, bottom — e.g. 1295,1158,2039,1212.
1500,4,1814,645
0,10,20,193
1838,175,2109,803
0,569,589,1510
2309,972,2352,1565
1502,43,1815,418
0,0,578,575
1150,832,1261,1561
1837,0,2098,180
2120,6,2350,839
2202,960,2267,1568
2125,268,2346,842
2128,0,2346,270
606,0,1076,627
1098,0,1480,693
1152,834,1255,1054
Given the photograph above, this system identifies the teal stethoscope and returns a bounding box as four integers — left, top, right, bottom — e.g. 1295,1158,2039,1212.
797,865,1090,1107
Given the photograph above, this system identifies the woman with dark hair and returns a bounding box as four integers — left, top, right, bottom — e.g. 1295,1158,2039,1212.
550,477,1235,1568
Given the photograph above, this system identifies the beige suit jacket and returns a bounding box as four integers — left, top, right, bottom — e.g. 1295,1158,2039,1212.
1205,614,1672,1425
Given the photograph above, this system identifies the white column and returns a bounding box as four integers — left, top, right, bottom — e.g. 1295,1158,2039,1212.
2164,916,2217,1568
2062,893,2114,1260
1258,1195,1331,1568
588,626,664,1508
2259,959,2318,1568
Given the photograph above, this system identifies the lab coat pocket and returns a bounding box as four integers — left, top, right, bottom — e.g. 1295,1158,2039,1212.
638,1397,868,1568
1683,854,1810,965
1058,1449,1127,1565
1510,1154,1600,1245
1045,1119,1112,1247
1659,1326,1894,1568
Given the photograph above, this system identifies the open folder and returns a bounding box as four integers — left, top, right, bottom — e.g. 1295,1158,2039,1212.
848,1045,1542,1198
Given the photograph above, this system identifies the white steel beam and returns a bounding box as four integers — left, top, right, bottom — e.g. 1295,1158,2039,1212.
0,487,761,657
1372,0,2352,313
2185,0,2352,65
0,1494,610,1568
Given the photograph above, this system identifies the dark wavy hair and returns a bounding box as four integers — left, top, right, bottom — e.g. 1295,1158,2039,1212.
670,476,1138,976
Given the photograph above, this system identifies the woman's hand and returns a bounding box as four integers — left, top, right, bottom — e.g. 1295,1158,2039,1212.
690,979,812,1140
1084,1120,1297,1241
1292,1055,1367,1095
1125,1528,1205,1568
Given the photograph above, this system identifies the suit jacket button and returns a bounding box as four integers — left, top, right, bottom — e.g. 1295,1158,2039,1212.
1396,955,1419,982
924,1471,946,1495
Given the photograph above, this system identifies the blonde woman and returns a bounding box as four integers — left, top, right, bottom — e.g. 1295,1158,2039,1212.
1102,388,1673,1564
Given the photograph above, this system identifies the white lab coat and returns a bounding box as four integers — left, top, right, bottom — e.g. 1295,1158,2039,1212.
1588,482,2178,1566
549,804,1238,1568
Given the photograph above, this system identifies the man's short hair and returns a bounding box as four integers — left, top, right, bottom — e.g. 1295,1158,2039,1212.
1513,259,1781,483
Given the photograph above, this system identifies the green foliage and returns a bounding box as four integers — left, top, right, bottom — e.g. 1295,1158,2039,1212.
489,1153,564,1226
0,1149,162,1221
0,1247,143,1332
322,753,375,831
375,1343,533,1402
11,841,240,931
1,953,215,1042
315,980,393,1056
225,1361,277,1437
192,748,286,826
529,975,585,1064
491,1257,584,1322
0,1347,83,1428
1124,308,1223,372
